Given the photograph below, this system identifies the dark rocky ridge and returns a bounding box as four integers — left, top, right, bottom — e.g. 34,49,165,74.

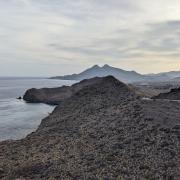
153,87,180,100
0,76,179,179
23,76,135,105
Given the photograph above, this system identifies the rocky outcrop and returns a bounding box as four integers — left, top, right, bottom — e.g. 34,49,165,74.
23,86,72,104
23,76,134,105
0,76,179,179
153,87,180,100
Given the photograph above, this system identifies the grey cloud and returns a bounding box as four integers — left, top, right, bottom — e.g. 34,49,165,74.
47,20,180,61
135,21,180,53
1,0,180,76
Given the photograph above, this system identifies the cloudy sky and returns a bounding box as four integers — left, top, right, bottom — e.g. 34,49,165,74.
0,0,180,76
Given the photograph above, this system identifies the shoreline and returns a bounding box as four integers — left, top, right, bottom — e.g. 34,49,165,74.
0,76,179,179
0,98,56,142
0,78,74,141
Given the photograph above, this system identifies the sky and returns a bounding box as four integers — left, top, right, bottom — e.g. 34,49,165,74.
0,0,180,76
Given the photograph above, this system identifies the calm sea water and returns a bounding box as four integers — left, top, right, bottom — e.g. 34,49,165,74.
0,77,75,141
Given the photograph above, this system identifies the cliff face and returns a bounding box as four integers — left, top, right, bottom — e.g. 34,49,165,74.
0,76,179,179
153,87,180,100
23,86,72,105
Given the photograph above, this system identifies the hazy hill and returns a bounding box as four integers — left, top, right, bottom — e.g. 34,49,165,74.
158,71,180,79
172,77,180,81
51,64,145,83
51,64,180,83
147,71,180,80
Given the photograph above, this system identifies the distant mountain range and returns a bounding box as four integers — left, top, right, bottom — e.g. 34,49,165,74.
147,71,180,80
50,64,180,83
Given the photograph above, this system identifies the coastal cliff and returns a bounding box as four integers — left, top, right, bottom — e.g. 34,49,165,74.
23,76,134,105
0,76,179,179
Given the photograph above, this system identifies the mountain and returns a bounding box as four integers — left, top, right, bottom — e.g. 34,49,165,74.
51,64,180,83
51,64,145,83
145,73,170,81
147,71,180,80
172,76,180,81
159,71,180,79
0,76,179,179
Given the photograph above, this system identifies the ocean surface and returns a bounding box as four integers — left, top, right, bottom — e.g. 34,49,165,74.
0,77,75,141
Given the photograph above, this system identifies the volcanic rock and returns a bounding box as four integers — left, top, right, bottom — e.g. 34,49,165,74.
0,76,179,179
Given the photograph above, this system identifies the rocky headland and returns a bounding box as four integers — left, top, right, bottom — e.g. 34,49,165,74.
0,76,179,179
23,77,110,105
153,87,180,100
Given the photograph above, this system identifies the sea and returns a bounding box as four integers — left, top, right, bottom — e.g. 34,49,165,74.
0,77,75,141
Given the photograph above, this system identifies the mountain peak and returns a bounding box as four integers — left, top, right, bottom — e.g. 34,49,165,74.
50,64,144,82
102,64,111,68
91,65,100,69
91,64,112,69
